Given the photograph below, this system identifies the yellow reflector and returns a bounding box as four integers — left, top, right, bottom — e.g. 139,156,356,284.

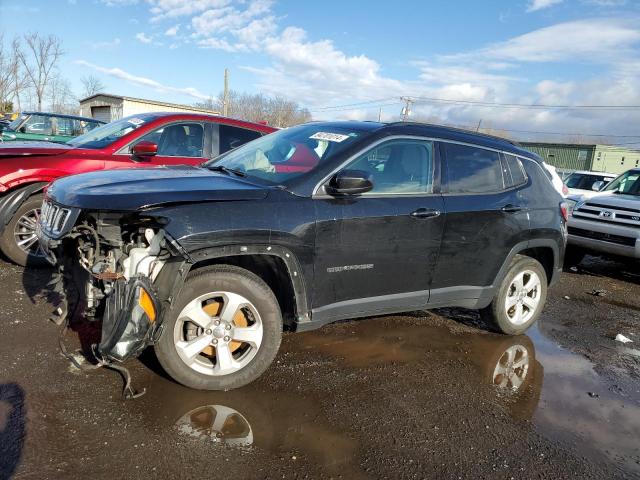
138,288,156,323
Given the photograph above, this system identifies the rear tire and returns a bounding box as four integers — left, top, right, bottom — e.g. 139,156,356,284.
0,194,48,267
480,255,547,335
155,265,282,390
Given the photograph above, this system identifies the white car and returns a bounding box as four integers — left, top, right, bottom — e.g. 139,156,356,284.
543,163,568,197
564,170,616,196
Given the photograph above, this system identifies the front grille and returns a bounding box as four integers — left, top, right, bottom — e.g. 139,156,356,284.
40,199,71,235
573,201,640,228
568,226,637,247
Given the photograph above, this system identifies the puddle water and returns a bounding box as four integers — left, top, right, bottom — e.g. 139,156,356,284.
293,314,640,474
136,374,365,478
133,312,639,476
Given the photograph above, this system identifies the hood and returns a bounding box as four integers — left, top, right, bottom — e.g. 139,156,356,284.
582,191,640,211
46,165,271,211
0,141,73,157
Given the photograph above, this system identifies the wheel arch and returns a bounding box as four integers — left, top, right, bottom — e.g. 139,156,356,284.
494,239,559,289
0,182,48,236
186,245,310,330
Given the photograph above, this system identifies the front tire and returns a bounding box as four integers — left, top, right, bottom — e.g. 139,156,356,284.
0,194,48,267
155,265,282,390
481,255,547,335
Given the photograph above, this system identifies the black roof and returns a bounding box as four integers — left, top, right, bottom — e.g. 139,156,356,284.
308,120,539,161
21,112,105,123
381,122,538,160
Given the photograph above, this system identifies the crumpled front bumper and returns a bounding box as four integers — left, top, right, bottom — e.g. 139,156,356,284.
99,276,162,362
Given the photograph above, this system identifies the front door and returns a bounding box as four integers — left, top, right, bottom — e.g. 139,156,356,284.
106,121,209,169
312,138,445,322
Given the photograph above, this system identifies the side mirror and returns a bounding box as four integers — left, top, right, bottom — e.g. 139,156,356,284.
131,141,158,159
592,180,604,191
18,126,26,133
325,169,373,196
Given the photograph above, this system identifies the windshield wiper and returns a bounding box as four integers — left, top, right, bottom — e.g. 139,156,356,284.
207,165,247,177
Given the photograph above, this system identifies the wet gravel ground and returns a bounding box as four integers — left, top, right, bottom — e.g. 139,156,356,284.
1,255,639,479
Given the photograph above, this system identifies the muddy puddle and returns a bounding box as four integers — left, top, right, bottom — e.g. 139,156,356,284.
126,312,640,476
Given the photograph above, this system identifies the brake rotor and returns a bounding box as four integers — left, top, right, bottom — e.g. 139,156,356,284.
201,300,248,356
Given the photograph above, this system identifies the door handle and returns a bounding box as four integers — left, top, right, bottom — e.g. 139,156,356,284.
501,204,523,213
410,208,441,219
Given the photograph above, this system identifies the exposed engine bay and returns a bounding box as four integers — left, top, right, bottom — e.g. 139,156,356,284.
42,207,187,397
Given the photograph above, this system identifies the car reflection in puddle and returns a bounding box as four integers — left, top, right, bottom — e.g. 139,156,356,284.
175,404,254,447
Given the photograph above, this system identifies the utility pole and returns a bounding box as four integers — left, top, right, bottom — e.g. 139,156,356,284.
476,119,483,132
378,106,382,122
400,96,413,121
222,68,229,116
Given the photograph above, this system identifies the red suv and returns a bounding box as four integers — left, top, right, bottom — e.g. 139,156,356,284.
0,112,276,266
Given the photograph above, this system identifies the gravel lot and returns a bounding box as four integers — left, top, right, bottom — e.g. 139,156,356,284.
0,255,639,479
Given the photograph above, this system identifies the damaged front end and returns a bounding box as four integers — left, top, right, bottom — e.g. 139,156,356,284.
37,196,189,392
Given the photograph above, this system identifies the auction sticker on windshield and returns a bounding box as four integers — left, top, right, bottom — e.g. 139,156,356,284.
310,132,351,143
128,118,145,126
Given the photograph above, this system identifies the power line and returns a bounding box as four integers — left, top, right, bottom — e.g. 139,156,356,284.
410,96,640,110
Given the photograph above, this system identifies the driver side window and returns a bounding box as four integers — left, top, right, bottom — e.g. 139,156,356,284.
346,139,434,194
133,122,204,157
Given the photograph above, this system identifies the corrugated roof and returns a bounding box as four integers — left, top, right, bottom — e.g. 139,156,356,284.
79,93,219,114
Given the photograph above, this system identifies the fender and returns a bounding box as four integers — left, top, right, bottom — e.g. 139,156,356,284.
183,244,311,326
0,182,48,236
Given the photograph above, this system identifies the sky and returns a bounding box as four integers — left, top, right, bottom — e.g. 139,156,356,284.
1,0,640,143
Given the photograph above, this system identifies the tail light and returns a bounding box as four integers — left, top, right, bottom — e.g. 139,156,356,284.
560,202,569,222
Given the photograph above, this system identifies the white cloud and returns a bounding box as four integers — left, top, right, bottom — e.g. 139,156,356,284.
165,24,180,36
94,0,640,137
135,32,153,44
469,18,640,62
75,60,210,100
527,0,563,12
148,0,233,22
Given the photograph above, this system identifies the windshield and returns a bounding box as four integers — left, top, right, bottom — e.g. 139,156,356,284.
603,170,640,195
66,115,154,149
565,173,610,190
203,123,370,184
6,115,27,131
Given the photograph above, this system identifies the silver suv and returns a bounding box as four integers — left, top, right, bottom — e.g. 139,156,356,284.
567,168,640,263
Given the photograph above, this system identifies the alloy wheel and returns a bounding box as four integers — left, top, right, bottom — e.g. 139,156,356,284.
504,270,541,326
173,291,264,376
13,208,46,258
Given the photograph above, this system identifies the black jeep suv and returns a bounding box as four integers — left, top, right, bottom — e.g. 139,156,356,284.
38,121,567,391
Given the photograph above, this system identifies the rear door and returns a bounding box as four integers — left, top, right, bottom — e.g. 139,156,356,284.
313,138,445,320
431,143,529,297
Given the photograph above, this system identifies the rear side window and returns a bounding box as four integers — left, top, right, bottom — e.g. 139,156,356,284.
443,143,504,194
219,125,262,154
503,154,527,188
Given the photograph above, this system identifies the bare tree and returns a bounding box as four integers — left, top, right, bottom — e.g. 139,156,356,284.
80,75,106,98
48,74,77,114
15,33,64,110
0,36,27,113
199,90,311,127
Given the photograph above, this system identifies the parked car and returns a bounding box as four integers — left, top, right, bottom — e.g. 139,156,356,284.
38,121,567,392
0,112,276,265
564,170,616,196
542,163,569,196
0,112,105,143
566,168,640,265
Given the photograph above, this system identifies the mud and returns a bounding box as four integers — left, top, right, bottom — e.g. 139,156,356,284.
0,255,639,479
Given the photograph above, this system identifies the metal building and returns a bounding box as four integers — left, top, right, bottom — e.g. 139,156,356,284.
519,143,595,172
520,142,640,175
79,94,219,123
